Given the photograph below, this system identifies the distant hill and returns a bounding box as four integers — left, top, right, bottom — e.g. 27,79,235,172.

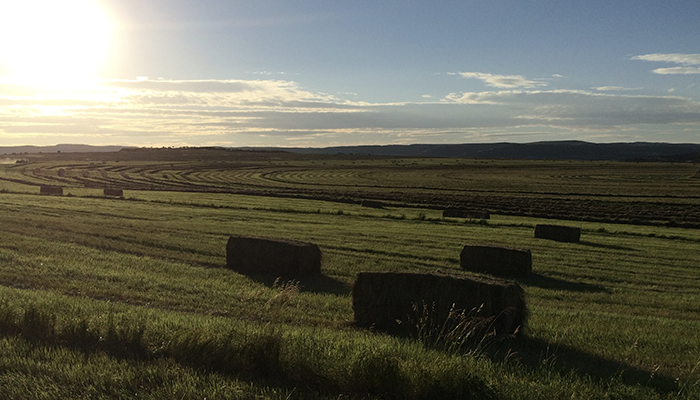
3,141,700,162
281,141,700,161
0,144,129,155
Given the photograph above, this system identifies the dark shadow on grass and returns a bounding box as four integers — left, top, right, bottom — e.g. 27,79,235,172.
489,336,679,395
240,273,351,296
517,273,609,293
578,240,637,252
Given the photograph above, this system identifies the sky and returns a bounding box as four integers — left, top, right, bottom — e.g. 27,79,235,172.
0,0,699,148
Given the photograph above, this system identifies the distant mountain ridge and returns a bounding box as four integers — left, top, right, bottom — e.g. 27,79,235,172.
0,144,129,155
283,141,700,161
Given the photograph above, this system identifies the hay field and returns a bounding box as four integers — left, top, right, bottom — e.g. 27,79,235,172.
4,148,700,226
0,150,698,399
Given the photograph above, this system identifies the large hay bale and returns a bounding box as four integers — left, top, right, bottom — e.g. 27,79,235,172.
443,209,490,219
103,188,124,197
361,200,384,209
353,272,527,336
460,245,532,277
39,185,63,195
226,236,322,276
534,224,581,243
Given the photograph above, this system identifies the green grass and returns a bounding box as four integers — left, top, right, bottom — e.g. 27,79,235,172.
0,159,699,398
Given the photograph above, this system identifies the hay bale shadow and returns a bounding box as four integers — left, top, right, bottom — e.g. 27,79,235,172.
492,336,679,395
578,241,637,252
516,273,609,293
243,273,350,296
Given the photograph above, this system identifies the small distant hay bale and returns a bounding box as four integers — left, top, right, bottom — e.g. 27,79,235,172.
226,236,322,276
534,224,581,243
460,245,532,277
40,185,63,195
352,272,527,336
33,168,41,174
82,170,89,178
103,188,124,197
361,200,384,209
57,168,66,177
443,209,490,219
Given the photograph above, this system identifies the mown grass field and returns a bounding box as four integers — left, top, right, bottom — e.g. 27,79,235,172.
0,149,698,399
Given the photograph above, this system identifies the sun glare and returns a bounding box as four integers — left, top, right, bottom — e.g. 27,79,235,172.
0,0,112,88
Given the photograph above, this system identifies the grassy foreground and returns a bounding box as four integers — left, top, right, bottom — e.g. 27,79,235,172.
0,182,698,398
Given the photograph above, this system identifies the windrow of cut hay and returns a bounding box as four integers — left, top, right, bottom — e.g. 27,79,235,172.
226,236,322,276
460,244,532,277
534,224,581,243
352,271,527,336
443,209,490,219
39,185,63,195
103,188,124,197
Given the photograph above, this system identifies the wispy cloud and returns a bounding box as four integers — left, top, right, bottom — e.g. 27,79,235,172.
593,86,642,92
651,67,700,75
458,72,548,88
442,89,700,127
632,53,700,75
2,77,700,147
632,53,700,65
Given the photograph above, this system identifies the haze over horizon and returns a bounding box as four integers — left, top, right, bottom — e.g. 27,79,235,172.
0,0,699,148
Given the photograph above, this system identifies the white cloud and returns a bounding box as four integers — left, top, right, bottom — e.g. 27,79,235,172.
594,86,625,91
652,67,700,75
632,53,700,65
458,72,547,88
594,86,642,92
632,53,700,75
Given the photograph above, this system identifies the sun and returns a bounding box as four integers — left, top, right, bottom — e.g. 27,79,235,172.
0,0,112,87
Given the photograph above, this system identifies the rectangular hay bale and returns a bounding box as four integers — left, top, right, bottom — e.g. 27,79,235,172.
226,236,322,276
352,272,527,336
39,186,63,195
460,244,532,277
443,209,490,219
103,188,124,197
360,200,384,209
534,224,581,243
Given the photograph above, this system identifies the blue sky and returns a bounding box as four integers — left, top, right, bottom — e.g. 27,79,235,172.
0,0,699,147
